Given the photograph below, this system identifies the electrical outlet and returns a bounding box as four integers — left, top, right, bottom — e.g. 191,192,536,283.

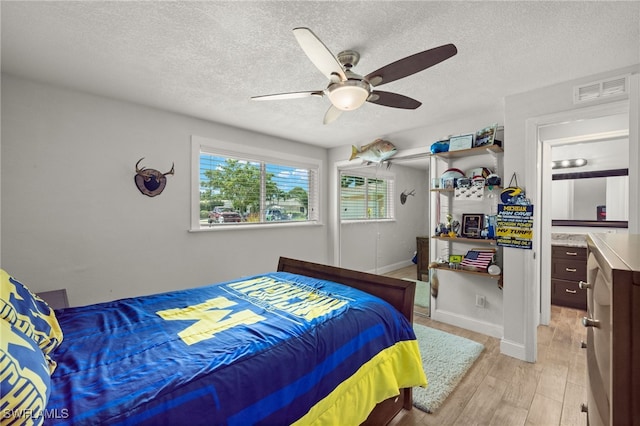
475,295,486,308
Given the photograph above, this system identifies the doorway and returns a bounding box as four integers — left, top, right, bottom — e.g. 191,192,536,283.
334,151,431,309
534,102,630,326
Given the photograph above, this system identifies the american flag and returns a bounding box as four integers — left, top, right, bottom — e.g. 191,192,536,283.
460,250,494,271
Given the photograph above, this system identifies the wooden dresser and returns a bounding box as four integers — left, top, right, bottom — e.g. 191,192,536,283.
551,245,587,310
583,233,640,426
416,236,429,281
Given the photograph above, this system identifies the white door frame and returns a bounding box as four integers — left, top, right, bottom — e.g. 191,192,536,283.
526,100,631,327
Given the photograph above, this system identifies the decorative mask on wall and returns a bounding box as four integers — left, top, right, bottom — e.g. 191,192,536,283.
134,158,175,197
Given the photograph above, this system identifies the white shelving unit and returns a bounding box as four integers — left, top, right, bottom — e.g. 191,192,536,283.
428,143,505,337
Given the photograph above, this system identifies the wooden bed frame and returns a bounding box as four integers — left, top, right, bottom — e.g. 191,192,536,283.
277,257,417,425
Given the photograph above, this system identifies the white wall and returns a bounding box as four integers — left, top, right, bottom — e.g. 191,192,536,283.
550,137,628,172
1,74,329,307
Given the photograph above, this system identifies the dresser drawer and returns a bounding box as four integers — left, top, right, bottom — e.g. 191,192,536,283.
552,245,587,261
551,279,587,310
551,257,587,281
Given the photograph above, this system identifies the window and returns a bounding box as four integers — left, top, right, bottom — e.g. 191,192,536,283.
340,169,394,221
191,136,320,229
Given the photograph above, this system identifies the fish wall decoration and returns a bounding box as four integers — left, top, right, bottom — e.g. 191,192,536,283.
349,138,397,166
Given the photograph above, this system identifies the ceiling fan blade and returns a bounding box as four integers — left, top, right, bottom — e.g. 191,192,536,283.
251,91,324,101
367,91,422,109
323,105,342,124
365,44,457,87
293,27,347,81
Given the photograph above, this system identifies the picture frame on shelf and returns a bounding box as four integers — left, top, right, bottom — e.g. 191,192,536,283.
448,134,474,151
461,213,484,238
448,254,463,263
474,124,498,147
442,177,456,190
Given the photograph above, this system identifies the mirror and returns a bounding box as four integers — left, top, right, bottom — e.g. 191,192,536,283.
549,133,629,228
551,168,629,227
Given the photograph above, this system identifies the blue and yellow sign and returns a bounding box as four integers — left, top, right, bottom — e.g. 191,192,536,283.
496,204,534,249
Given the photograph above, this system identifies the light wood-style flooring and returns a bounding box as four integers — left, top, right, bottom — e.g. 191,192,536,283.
384,265,587,426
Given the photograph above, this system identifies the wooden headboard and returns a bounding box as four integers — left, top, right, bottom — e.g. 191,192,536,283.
277,257,416,323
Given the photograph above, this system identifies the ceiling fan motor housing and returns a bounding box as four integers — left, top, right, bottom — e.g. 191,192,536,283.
337,50,360,69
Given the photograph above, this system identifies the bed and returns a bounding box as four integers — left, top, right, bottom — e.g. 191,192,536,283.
1,257,427,425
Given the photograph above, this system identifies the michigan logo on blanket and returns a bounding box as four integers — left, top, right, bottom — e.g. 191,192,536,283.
157,276,350,345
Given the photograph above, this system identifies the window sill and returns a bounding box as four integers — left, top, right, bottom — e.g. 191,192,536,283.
340,219,396,225
189,221,323,232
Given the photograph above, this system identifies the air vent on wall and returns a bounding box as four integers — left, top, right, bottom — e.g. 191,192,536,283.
574,75,628,104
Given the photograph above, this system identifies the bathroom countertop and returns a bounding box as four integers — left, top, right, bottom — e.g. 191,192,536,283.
551,233,588,248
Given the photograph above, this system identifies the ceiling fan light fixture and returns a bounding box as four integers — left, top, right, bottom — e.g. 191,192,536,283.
327,80,370,111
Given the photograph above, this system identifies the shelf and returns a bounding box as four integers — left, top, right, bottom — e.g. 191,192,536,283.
431,186,502,193
434,144,503,159
431,265,503,288
432,236,497,245
429,133,504,293
432,264,500,278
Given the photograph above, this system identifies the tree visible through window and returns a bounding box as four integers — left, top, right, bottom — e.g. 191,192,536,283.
199,153,318,226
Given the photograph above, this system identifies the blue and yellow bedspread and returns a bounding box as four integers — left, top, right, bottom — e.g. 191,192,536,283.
46,272,427,425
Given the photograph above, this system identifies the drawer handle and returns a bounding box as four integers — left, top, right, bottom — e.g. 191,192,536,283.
579,281,591,290
565,268,577,272
566,252,578,256
581,403,588,413
580,341,587,349
565,289,577,294
582,317,600,328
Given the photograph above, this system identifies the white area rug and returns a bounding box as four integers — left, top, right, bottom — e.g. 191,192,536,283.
412,323,484,413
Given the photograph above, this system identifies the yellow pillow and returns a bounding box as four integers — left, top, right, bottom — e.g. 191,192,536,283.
0,269,63,373
0,319,51,425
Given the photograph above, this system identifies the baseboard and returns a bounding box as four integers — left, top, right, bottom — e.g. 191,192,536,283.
431,308,503,339
367,259,414,275
500,338,530,362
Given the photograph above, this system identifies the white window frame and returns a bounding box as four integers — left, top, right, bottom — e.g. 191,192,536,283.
339,166,395,223
190,135,322,231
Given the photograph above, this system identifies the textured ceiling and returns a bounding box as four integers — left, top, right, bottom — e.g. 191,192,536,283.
2,1,639,150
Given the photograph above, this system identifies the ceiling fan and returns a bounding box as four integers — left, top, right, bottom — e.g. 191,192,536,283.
251,27,457,124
